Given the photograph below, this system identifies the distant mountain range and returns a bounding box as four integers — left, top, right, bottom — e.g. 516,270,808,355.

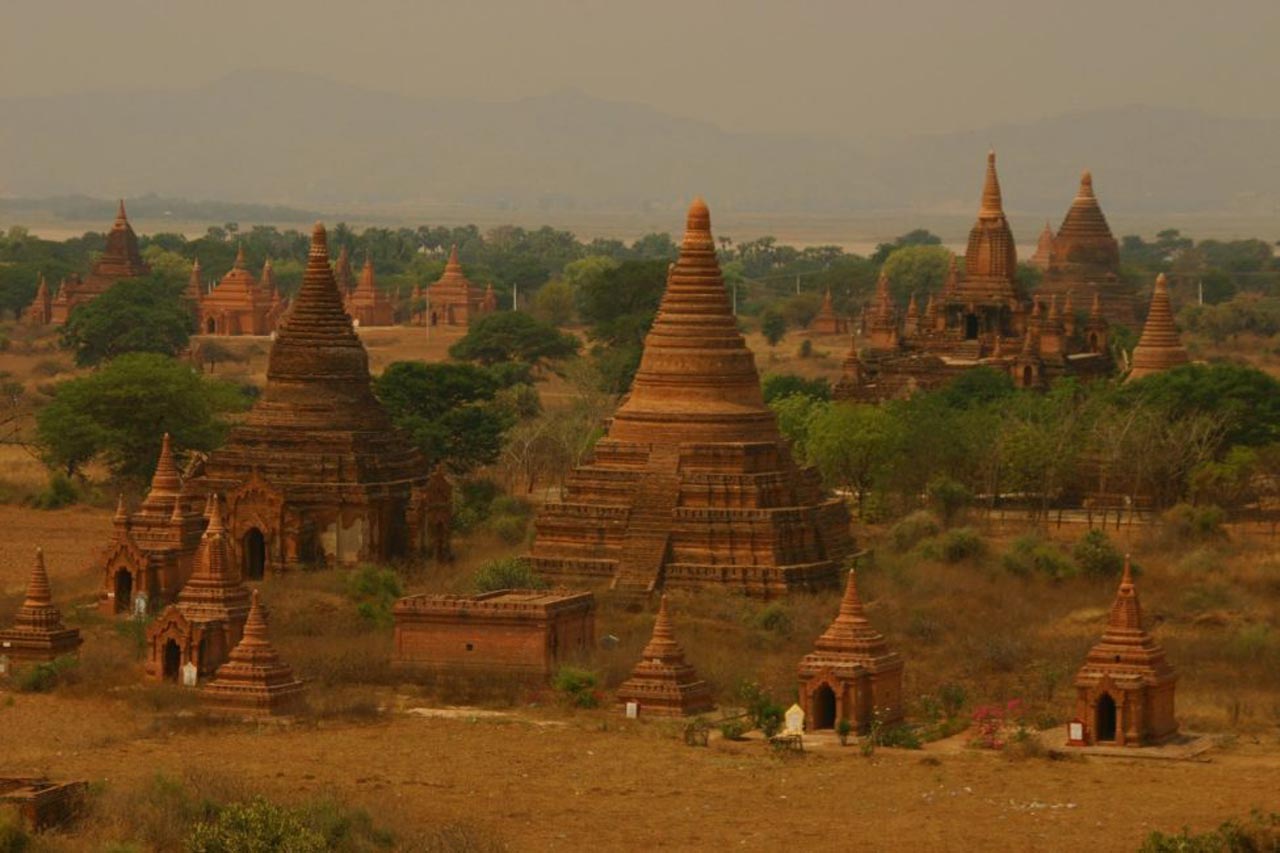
2,70,1278,222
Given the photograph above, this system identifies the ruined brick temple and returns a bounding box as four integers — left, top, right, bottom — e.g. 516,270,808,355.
797,570,903,734
615,594,714,717
391,589,595,679
344,251,396,327
195,246,282,335
27,200,151,325
1072,559,1178,746
835,153,1113,402
1032,170,1137,328
809,287,849,335
0,548,82,665
426,245,492,326
145,498,251,680
528,198,852,597
183,222,432,575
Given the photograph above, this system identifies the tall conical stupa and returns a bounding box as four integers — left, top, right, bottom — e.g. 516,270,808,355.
188,223,430,573
528,199,852,597
956,151,1020,304
1128,274,1189,381
426,245,487,326
202,589,307,717
46,200,151,324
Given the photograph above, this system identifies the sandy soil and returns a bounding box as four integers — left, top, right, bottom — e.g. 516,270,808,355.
1,690,1278,851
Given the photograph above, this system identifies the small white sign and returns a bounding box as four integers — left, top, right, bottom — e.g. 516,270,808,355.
133,593,149,617
181,661,199,687
1068,721,1085,742
785,703,806,735
625,702,638,719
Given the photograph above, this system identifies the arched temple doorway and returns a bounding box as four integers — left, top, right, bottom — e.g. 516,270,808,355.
114,570,133,614
1022,366,1034,387
1096,694,1118,742
243,528,266,580
964,314,979,340
162,639,181,681
812,684,837,729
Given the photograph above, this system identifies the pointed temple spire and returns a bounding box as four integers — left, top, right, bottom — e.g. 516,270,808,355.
334,245,356,294
608,197,778,445
115,198,128,225
615,594,714,717
0,547,83,661
146,433,182,501
1031,221,1056,270
942,255,959,298
187,258,203,300
446,244,462,273
814,570,889,656
1128,273,1189,381
979,149,1004,219
233,244,246,270
1055,170,1118,263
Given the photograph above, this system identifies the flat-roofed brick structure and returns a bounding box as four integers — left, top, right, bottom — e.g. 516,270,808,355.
391,589,595,679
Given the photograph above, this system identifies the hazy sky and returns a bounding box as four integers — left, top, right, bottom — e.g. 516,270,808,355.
4,0,1279,137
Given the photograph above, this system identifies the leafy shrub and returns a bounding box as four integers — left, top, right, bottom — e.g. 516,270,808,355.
873,723,923,750
719,719,748,740
738,681,784,736
453,478,501,532
490,515,530,545
836,718,853,746
187,797,327,852
31,472,78,509
1072,529,1125,578
761,373,830,403
888,510,941,552
0,807,31,852
753,602,791,636
553,666,600,708
14,655,78,693
920,527,985,563
939,683,968,718
1001,535,1076,581
1140,810,1280,853
797,339,813,359
1161,503,1226,542
344,566,403,629
926,476,971,525
473,557,547,593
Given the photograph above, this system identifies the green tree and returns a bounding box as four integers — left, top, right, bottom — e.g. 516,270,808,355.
36,353,248,480
871,228,942,264
576,259,668,392
880,245,953,305
449,311,580,370
61,276,194,366
760,309,786,346
1120,363,1280,448
533,279,575,327
762,373,831,404
374,360,513,473
805,403,903,514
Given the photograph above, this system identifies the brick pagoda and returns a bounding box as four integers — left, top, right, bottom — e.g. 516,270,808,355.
185,223,432,573
835,152,1113,401
0,548,82,664
1127,273,1189,381
809,288,848,334
344,252,395,326
615,595,714,718
334,245,357,298
426,245,489,326
1030,221,1055,270
198,247,276,335
145,497,251,681
22,275,52,325
1035,171,1137,327
202,590,307,716
796,570,903,734
1072,559,1178,746
37,201,151,324
96,434,207,615
528,198,852,597
391,589,595,680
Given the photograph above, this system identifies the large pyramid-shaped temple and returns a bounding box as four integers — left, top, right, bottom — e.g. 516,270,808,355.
528,199,852,597
186,223,431,575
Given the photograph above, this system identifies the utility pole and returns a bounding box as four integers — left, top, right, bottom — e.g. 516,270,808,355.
513,281,519,311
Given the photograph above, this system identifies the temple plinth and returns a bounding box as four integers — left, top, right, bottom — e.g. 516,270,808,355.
1127,274,1189,381
1072,559,1178,746
615,595,714,717
0,548,83,664
202,589,307,717
796,570,903,734
528,198,852,598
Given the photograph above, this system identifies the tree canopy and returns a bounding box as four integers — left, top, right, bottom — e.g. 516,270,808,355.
36,353,249,480
61,276,194,366
448,311,580,370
